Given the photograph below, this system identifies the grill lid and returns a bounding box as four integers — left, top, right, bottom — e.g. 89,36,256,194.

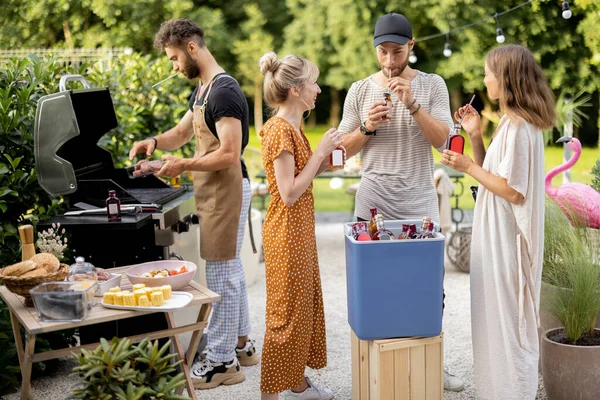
34,75,118,196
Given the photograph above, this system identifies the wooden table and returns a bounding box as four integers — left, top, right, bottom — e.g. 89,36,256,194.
0,266,220,400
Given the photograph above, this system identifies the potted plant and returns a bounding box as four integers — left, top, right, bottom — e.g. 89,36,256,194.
70,337,192,400
540,200,600,400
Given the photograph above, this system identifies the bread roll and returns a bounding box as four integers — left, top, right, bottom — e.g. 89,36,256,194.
20,268,47,279
30,253,60,273
1,260,36,277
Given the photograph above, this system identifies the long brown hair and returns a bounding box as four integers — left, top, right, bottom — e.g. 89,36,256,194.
486,45,555,130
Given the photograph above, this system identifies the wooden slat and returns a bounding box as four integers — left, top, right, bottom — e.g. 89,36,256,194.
425,342,442,400
21,334,36,400
378,346,395,400
440,333,445,396
409,345,426,400
368,341,380,400
379,336,441,353
359,337,370,400
166,312,197,400
9,311,25,366
186,303,211,366
351,331,360,400
30,321,206,363
394,348,410,400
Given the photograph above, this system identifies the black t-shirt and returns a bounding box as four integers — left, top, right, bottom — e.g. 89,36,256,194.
188,73,249,179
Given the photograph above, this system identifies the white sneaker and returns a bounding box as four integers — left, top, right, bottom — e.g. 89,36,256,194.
282,377,334,399
443,368,464,392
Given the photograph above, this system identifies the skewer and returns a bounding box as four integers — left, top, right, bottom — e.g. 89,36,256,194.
152,72,180,88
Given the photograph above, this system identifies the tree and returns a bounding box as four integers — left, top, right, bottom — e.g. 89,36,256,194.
232,4,274,133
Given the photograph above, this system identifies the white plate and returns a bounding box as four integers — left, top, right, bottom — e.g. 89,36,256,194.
100,291,193,311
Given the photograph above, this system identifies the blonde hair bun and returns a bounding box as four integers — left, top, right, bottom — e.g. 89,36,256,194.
259,52,279,76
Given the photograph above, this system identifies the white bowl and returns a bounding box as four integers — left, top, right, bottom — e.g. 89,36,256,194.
126,261,197,290
95,273,122,297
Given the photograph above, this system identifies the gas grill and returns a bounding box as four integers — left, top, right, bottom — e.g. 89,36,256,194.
34,74,201,269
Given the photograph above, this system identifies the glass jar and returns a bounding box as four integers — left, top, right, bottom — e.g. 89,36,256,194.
68,256,98,283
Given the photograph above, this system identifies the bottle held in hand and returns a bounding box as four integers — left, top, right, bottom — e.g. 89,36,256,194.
329,146,346,169
447,123,465,154
383,91,393,120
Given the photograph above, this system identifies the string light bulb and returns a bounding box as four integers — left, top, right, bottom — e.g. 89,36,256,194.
494,14,506,44
496,28,506,43
443,33,452,57
561,1,572,19
409,50,417,64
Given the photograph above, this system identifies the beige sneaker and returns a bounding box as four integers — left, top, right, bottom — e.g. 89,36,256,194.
235,339,260,366
191,357,245,389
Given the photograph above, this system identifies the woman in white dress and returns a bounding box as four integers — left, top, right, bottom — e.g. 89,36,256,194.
441,44,555,399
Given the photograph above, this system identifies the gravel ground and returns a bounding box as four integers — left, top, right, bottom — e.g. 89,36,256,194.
4,213,548,399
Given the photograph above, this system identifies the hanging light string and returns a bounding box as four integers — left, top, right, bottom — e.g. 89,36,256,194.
414,0,536,43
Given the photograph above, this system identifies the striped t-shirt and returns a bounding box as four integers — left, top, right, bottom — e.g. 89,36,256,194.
338,71,453,223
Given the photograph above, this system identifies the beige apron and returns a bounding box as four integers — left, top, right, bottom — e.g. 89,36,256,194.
192,76,242,261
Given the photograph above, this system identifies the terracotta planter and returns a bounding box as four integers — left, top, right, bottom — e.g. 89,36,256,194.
541,328,600,400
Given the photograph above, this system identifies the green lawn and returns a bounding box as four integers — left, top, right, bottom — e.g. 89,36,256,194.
247,125,599,212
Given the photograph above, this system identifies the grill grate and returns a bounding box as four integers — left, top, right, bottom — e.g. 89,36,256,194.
125,187,186,205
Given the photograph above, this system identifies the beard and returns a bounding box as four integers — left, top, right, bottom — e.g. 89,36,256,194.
382,52,410,77
182,52,200,79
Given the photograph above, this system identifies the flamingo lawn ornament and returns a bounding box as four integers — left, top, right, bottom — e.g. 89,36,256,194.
545,136,600,229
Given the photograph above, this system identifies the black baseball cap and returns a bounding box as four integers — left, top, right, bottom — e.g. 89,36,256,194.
373,13,413,47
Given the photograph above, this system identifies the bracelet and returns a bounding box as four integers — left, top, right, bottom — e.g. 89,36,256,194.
405,98,417,110
147,137,158,154
410,104,421,116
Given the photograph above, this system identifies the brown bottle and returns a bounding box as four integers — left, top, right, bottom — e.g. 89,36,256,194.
372,214,395,240
106,190,121,222
368,208,379,239
383,91,393,120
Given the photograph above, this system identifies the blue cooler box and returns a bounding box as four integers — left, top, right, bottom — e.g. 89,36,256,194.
344,219,444,340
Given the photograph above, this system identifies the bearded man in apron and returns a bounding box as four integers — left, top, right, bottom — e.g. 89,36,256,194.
129,18,257,390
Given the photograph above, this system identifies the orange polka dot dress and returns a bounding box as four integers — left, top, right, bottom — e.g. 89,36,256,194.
259,116,327,393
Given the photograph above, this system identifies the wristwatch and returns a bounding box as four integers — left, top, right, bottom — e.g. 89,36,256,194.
146,137,158,154
360,121,376,136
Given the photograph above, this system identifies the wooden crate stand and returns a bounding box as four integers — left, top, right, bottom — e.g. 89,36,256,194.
351,331,444,400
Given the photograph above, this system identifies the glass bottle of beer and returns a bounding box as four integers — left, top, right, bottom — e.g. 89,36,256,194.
368,208,379,239
372,214,395,240
418,216,435,239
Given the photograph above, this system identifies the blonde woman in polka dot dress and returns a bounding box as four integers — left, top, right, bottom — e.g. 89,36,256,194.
257,51,342,400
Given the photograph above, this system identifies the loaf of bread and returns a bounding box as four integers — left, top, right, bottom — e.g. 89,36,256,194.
30,253,60,273
20,268,47,279
1,260,37,277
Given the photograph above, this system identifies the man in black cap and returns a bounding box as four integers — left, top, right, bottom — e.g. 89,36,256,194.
338,13,464,392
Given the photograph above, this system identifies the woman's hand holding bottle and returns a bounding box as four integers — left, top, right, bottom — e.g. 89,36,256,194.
315,128,343,159
454,105,481,138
